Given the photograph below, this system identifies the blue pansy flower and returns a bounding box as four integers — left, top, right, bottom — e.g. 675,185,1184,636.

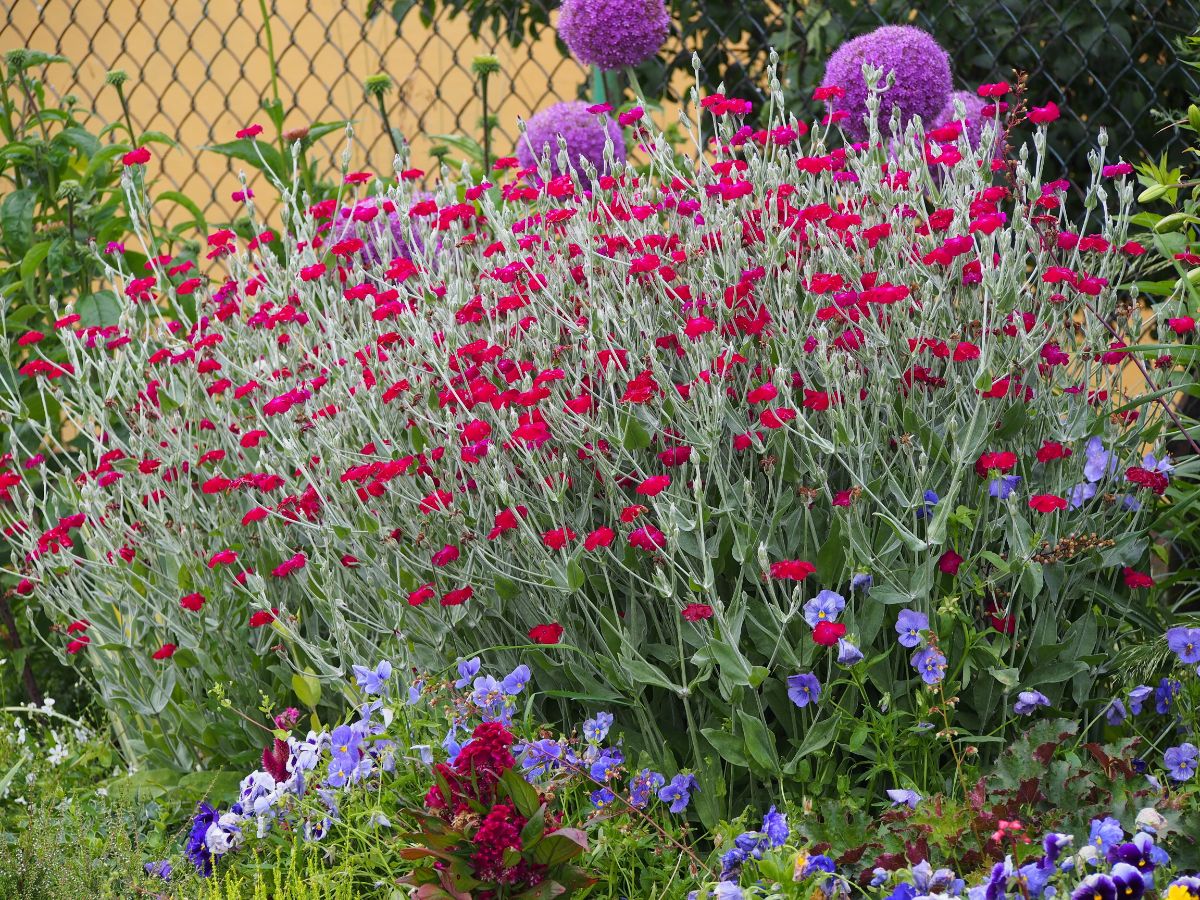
658,773,698,813
1013,690,1050,715
502,664,531,695
1164,743,1198,781
895,609,928,648
454,657,480,688
351,660,392,695
803,590,846,628
787,673,821,708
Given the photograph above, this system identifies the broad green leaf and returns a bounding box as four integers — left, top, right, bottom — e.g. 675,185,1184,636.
736,708,780,773
292,669,322,709
158,190,206,230
701,727,750,767
19,240,51,301
76,291,121,328
1,189,36,255
530,828,588,866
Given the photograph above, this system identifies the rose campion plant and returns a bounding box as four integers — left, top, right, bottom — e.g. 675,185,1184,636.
0,65,1182,822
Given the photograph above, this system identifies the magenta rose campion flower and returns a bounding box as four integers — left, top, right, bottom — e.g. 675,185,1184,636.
516,100,626,177
557,0,671,71
935,89,999,151
821,25,952,142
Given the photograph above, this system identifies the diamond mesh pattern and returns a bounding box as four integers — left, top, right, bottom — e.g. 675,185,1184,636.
3,0,1199,224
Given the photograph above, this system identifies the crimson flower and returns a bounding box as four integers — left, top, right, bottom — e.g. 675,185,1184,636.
122,146,151,166
769,559,816,580
408,584,435,606
528,622,563,644
938,549,964,574
208,549,238,568
66,636,90,654
813,621,847,646
1027,102,1060,124
1122,567,1155,589
1028,494,1067,513
249,608,277,627
681,603,714,622
636,475,671,496
180,592,205,611
152,643,177,660
584,526,616,550
975,451,1017,478
1036,441,1072,463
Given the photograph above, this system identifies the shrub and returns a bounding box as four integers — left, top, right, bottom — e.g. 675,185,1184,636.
2,66,1186,824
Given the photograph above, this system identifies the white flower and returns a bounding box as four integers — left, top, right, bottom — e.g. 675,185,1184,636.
47,742,69,766
1135,807,1168,834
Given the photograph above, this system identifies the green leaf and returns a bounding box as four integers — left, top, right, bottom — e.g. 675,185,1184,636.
530,828,588,866
621,415,651,451
1,189,36,255
138,130,177,147
736,708,780,773
76,291,121,328
785,717,839,769
623,656,683,693
990,666,1020,688
204,138,288,182
19,240,51,301
158,190,206,231
499,768,542,819
700,727,750,767
292,669,322,709
873,510,927,552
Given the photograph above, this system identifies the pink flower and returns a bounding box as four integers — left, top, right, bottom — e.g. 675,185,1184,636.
1168,316,1196,334
1122,567,1155,589
208,549,238,568
122,146,151,166
584,527,615,551
769,560,815,580
271,552,307,578
152,643,177,660
180,592,205,611
249,608,277,627
636,475,671,497
681,603,714,622
431,545,460,567
1027,102,1060,124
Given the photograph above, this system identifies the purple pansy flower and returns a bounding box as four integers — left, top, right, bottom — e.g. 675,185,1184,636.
895,609,928,648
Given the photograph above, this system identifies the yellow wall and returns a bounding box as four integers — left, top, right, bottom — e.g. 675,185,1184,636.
2,0,588,222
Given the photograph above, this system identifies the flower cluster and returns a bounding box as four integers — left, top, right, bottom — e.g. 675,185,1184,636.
692,808,1194,900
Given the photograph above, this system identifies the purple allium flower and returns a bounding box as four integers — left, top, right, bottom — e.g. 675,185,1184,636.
787,672,822,708
804,589,846,627
1013,690,1050,715
821,25,952,142
762,805,789,847
517,100,626,178
911,646,947,684
332,201,420,267
1128,685,1153,715
1167,626,1200,664
658,773,698,813
557,0,671,71
1164,742,1198,781
895,608,928,648
886,787,922,808
934,89,999,151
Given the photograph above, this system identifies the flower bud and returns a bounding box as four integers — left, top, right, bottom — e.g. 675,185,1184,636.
471,55,501,78
364,73,393,98
105,68,129,88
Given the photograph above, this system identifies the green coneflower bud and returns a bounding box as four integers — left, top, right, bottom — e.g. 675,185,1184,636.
55,179,82,203
105,68,129,88
5,49,29,71
364,74,393,98
471,55,501,79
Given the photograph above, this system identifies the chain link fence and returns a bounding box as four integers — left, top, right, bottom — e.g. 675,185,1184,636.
3,0,1199,223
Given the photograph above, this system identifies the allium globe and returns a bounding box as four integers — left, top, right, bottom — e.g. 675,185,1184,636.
821,25,952,142
558,0,671,71
331,200,422,266
935,89,998,151
517,100,625,177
